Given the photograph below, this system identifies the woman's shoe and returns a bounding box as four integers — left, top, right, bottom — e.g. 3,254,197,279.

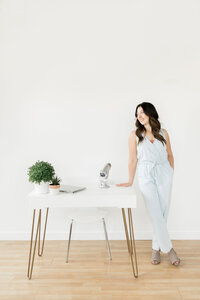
168,248,180,266
151,249,161,264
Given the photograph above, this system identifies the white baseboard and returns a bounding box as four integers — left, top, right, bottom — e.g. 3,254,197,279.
0,231,200,240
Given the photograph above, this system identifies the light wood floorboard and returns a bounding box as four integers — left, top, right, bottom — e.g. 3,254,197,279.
0,240,199,300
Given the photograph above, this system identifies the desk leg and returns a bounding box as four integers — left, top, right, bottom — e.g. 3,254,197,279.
38,208,49,256
27,209,41,280
121,208,138,278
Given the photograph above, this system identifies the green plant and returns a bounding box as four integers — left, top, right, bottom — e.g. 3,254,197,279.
28,160,55,184
50,176,61,186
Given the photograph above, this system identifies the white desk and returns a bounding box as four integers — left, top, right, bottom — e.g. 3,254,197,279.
27,184,138,279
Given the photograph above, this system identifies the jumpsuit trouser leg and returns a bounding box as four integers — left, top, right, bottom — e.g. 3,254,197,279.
152,176,173,251
138,173,173,254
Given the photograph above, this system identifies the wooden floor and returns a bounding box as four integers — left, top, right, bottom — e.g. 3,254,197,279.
0,240,200,300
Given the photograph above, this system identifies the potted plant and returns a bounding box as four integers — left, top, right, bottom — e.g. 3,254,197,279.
28,160,55,194
49,176,61,195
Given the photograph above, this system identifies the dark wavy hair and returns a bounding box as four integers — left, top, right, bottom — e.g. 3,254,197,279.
134,102,166,146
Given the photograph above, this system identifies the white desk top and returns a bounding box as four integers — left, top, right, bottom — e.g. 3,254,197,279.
28,184,137,209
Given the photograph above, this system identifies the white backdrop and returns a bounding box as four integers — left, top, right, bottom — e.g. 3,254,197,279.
0,0,199,240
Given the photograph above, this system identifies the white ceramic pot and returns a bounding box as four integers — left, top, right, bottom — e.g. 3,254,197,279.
49,185,60,195
34,181,49,194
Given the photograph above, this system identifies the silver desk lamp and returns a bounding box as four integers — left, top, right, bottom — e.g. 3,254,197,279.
99,163,111,188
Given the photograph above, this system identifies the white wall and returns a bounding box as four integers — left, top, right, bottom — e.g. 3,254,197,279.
0,0,199,240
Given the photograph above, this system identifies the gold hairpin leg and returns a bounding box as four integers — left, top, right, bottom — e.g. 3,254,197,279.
121,208,138,278
38,208,49,256
27,209,35,278
27,208,49,280
128,208,138,277
122,208,131,254
27,209,41,280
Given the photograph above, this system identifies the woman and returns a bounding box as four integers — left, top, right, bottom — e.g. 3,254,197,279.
116,102,180,266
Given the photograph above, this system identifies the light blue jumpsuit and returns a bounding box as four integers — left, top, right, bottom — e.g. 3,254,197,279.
136,129,174,253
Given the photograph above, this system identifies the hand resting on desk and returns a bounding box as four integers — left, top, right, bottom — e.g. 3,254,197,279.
116,182,133,187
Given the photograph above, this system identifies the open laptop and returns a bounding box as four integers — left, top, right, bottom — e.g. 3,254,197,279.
59,184,86,193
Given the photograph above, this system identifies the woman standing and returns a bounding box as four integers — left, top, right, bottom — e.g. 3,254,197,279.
116,102,180,266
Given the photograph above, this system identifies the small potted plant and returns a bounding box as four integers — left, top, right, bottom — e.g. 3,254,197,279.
28,160,55,194
49,176,61,195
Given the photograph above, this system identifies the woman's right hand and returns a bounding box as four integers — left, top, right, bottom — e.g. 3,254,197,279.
116,182,132,187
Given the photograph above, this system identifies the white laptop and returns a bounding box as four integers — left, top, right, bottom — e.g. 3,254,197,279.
59,184,86,193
